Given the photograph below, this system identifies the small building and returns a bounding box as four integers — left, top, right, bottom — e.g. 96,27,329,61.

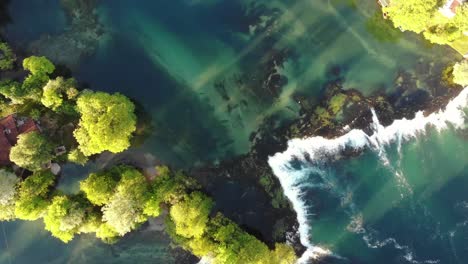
440,0,466,18
55,146,67,156
0,114,41,165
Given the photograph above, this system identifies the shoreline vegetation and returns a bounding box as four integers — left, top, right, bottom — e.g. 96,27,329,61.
0,47,298,263
0,0,468,263
381,0,468,57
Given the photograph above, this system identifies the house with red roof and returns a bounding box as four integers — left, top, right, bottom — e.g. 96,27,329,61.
0,114,41,165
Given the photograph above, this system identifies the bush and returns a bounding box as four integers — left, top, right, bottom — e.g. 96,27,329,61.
0,42,16,70
10,132,54,171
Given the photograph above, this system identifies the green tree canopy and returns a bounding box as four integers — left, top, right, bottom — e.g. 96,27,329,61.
0,169,20,220
101,167,149,235
74,91,137,156
0,42,16,70
144,166,199,217
23,56,55,75
80,167,121,206
68,148,89,166
169,191,213,239
21,56,55,100
10,132,54,171
0,79,31,104
169,212,298,264
384,0,439,33
41,77,77,112
453,60,468,86
43,195,89,243
14,171,55,220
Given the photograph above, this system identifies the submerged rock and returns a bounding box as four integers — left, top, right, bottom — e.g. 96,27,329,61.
29,0,107,67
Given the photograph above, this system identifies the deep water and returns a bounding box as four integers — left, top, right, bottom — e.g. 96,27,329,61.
0,0,465,263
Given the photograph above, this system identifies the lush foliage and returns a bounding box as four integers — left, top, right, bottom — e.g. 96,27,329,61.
22,56,55,101
41,77,78,112
170,192,213,239
167,210,297,264
0,162,297,261
144,166,198,217
384,0,438,33
43,195,89,242
10,132,54,171
0,170,20,220
0,56,54,104
0,80,29,104
23,56,55,76
67,148,89,165
101,167,149,235
453,60,468,86
74,91,137,156
0,42,15,70
80,167,121,206
14,171,55,220
384,0,468,45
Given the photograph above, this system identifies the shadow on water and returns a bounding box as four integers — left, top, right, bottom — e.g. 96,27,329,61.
75,33,234,167
0,0,11,29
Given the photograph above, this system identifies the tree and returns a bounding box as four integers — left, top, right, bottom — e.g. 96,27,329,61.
0,42,16,70
10,132,54,171
0,170,20,220
23,56,55,75
101,167,149,235
144,167,198,217
0,80,28,104
68,148,89,165
22,56,55,100
80,168,121,206
0,169,19,205
74,91,137,156
169,192,213,239
384,0,439,33
41,77,77,112
453,60,468,86
95,222,119,243
43,195,88,243
102,192,144,236
14,171,55,220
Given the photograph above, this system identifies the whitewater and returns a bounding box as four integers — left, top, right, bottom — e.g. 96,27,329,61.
268,88,468,263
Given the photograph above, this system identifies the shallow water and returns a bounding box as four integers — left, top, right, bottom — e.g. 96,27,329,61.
0,0,464,263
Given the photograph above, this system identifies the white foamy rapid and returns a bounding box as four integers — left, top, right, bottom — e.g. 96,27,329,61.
268,88,468,263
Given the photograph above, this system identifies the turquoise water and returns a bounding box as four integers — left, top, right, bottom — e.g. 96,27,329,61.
269,94,468,263
3,0,459,166
308,127,468,263
1,0,465,263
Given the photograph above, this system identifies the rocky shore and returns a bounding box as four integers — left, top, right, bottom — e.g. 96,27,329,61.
28,0,105,67
189,57,465,257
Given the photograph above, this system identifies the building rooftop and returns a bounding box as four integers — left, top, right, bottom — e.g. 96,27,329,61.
0,115,40,165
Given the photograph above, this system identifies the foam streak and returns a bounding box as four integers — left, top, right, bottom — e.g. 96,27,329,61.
269,88,468,263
